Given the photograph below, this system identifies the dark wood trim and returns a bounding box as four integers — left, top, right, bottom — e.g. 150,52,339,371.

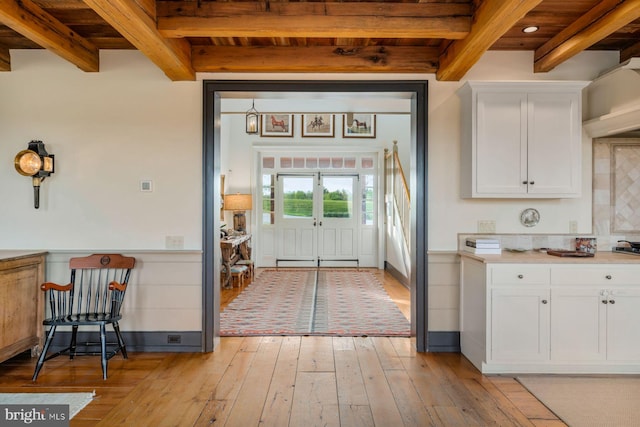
202,80,428,352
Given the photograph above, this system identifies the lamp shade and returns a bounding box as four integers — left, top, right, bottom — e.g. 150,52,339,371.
224,194,252,211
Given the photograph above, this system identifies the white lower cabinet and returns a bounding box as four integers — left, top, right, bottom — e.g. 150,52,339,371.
491,288,549,362
460,257,640,374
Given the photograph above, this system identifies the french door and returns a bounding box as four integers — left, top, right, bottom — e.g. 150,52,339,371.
276,173,359,267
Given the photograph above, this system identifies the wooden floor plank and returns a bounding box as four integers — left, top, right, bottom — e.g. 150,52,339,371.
290,372,340,427
224,337,282,426
298,336,334,372
384,368,438,426
333,337,368,407
354,337,405,426
260,336,301,427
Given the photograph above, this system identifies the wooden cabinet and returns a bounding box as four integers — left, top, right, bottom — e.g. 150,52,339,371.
459,81,587,198
0,251,46,364
460,256,640,374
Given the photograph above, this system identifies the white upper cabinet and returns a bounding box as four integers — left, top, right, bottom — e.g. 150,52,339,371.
459,82,588,198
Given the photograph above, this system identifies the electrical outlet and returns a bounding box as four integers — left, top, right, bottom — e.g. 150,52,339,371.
165,235,184,249
477,220,496,233
140,180,153,192
569,220,578,233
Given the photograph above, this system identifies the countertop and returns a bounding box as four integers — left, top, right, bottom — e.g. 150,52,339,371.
458,250,640,264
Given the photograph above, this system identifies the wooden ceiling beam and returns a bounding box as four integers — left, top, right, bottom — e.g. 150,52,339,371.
436,0,543,81
621,40,640,62
192,45,439,73
0,0,99,71
535,0,640,73
157,2,471,39
0,46,9,70
82,0,194,81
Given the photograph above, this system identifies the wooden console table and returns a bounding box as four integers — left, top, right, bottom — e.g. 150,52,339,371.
220,234,251,288
0,251,46,363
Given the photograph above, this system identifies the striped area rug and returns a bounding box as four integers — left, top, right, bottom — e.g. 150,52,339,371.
220,269,411,336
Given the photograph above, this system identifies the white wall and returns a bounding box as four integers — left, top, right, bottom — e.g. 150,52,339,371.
0,50,202,250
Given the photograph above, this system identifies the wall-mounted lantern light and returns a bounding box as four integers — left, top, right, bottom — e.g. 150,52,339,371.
14,140,55,209
245,99,259,134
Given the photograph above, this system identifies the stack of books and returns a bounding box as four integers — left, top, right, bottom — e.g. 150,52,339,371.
464,238,501,254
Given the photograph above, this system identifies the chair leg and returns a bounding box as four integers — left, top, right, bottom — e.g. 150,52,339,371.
99,324,108,380
113,323,128,359
32,326,57,381
70,325,79,359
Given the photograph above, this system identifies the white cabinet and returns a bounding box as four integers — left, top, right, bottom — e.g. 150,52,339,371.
460,256,640,374
491,288,549,362
459,82,588,198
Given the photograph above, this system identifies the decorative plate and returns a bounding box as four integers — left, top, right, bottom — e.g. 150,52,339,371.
520,208,540,227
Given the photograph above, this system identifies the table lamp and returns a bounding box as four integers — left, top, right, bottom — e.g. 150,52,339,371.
224,193,252,232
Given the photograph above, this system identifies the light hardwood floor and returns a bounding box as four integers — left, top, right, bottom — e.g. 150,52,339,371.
0,269,565,426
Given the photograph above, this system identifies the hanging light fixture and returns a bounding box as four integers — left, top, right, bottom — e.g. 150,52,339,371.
245,99,259,134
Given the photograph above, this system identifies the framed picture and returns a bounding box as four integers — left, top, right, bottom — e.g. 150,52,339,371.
302,114,334,137
261,114,294,137
343,113,376,138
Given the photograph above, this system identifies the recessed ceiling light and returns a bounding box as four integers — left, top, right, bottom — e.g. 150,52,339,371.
522,26,539,33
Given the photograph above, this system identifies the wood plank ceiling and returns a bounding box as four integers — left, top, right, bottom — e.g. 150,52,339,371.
0,0,639,81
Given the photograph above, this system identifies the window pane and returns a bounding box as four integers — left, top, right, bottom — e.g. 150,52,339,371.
362,174,374,225
282,177,314,218
262,174,275,225
361,157,374,169
280,157,292,168
323,177,352,218
262,157,275,169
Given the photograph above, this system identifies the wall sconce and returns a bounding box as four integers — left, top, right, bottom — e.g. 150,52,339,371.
246,99,259,134
224,193,253,232
14,140,55,209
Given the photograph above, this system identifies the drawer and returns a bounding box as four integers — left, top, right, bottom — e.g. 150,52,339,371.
551,265,640,285
490,265,550,285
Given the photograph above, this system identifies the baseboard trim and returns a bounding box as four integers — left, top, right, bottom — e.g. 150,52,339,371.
427,331,460,352
45,331,202,353
384,261,409,288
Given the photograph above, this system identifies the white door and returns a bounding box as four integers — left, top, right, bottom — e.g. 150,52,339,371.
276,174,318,267
318,174,358,266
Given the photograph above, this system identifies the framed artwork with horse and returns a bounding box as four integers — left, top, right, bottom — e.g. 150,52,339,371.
261,114,294,137
302,114,334,137
343,113,376,138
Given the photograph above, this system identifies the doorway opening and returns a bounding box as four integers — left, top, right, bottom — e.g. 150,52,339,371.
203,80,428,351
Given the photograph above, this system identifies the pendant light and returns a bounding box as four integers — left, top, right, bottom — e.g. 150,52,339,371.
246,99,259,134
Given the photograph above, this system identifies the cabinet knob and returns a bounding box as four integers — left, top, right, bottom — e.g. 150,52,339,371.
522,181,528,185
517,274,524,279
602,300,608,304
529,181,535,185
541,299,548,304
609,299,616,304
606,275,612,280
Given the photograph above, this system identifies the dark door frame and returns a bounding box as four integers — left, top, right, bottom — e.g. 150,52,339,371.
202,80,428,351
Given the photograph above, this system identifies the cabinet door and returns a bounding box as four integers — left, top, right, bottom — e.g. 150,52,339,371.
527,92,581,196
490,288,549,362
475,92,527,195
606,288,640,361
550,288,606,361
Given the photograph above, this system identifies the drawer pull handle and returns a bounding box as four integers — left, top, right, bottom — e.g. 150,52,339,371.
602,300,608,304
609,299,616,304
517,274,524,279
606,275,612,280
541,299,548,304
